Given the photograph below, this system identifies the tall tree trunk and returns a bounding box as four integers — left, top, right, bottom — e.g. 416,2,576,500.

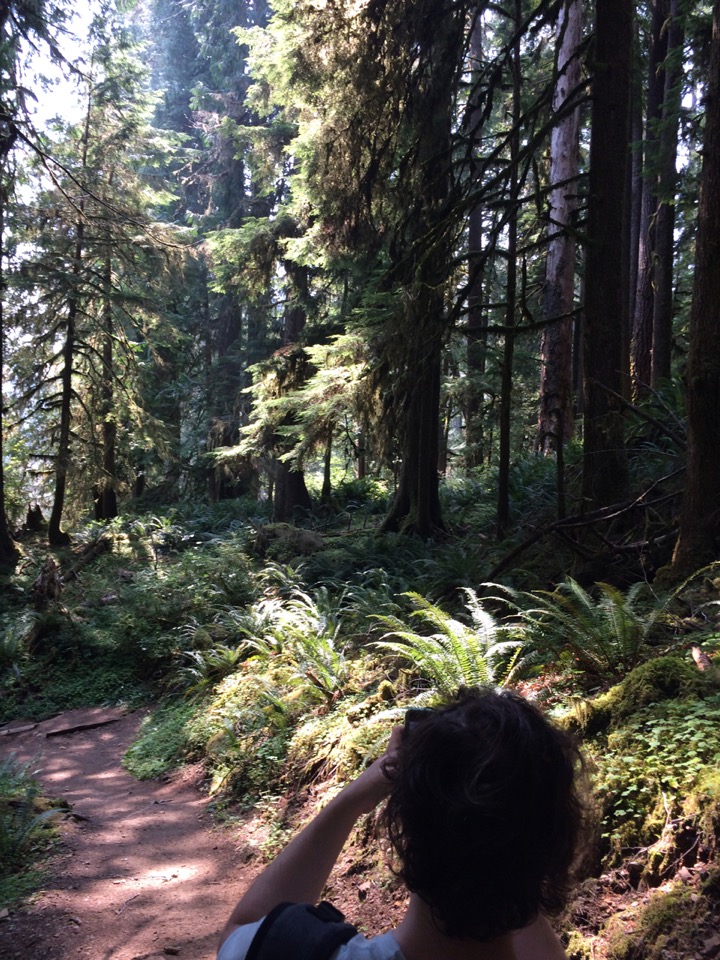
48,88,93,546
273,264,312,521
382,3,465,538
208,293,244,501
651,0,684,386
536,0,582,465
465,16,488,471
627,44,644,332
496,0,522,538
582,0,632,511
48,230,81,547
0,43,19,566
383,314,445,537
96,249,118,521
273,461,313,521
321,426,333,504
631,0,668,397
670,0,720,574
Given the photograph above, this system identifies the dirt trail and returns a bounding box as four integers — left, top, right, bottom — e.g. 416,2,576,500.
0,710,254,960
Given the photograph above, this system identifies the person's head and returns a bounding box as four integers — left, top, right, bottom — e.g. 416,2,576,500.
383,686,586,941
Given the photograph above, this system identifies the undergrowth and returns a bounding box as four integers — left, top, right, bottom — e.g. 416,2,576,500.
590,690,720,866
0,756,64,909
122,700,199,780
2,498,720,956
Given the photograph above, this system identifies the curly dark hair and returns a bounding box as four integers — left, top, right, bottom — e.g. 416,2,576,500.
382,687,586,941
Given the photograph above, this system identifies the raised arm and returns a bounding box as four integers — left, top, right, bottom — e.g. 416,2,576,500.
218,727,401,948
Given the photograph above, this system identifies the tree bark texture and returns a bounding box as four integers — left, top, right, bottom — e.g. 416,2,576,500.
382,1,466,537
49,88,94,546
671,0,720,573
496,0,523,538
582,0,633,511
48,221,83,546
96,250,118,521
383,315,445,536
536,0,582,457
631,0,668,396
627,65,644,332
465,16,488,471
272,264,312,521
273,461,313,522
651,0,684,387
0,26,20,565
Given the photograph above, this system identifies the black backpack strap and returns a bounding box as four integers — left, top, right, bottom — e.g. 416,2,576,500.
246,901,358,960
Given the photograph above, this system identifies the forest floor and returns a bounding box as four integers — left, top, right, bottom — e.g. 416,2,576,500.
0,707,719,960
0,708,404,960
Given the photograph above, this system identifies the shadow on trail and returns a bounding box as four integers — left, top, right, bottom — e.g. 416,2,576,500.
0,711,252,960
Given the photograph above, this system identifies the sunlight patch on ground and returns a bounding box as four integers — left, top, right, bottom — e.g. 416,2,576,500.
118,865,198,887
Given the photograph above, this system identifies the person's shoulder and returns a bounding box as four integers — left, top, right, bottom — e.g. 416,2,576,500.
218,919,264,960
335,931,405,960
216,906,404,960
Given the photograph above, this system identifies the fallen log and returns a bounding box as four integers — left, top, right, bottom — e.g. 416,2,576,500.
62,536,112,582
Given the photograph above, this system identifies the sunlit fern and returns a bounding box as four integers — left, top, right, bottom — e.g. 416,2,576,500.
372,589,527,695
486,578,681,683
273,588,349,700
225,587,350,701
180,645,247,695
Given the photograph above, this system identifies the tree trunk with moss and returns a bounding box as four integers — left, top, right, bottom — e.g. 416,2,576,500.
381,3,467,537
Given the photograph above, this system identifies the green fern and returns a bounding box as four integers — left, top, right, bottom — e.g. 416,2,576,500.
180,645,247,695
486,578,681,683
229,587,350,700
373,590,525,694
0,757,63,878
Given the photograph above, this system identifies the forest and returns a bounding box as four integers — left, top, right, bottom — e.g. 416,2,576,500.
1,0,720,957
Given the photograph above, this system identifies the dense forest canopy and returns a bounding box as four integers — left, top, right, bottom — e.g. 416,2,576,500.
0,0,717,570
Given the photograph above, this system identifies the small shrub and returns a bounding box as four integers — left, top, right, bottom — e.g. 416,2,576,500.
184,665,301,798
331,477,390,515
123,701,199,780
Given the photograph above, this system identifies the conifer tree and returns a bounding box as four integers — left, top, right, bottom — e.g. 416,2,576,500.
8,3,185,539
582,0,633,510
0,0,69,564
671,0,720,573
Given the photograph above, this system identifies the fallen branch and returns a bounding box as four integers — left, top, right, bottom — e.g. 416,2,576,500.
62,536,113,582
487,481,683,580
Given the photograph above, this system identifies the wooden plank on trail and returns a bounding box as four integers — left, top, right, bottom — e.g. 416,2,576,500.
38,706,129,737
0,721,38,736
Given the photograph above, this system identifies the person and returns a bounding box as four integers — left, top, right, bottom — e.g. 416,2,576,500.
218,686,587,960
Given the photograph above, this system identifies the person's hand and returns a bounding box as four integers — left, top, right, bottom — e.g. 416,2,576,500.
339,725,403,814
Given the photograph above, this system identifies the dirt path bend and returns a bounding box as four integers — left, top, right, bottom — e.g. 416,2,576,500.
0,709,253,960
